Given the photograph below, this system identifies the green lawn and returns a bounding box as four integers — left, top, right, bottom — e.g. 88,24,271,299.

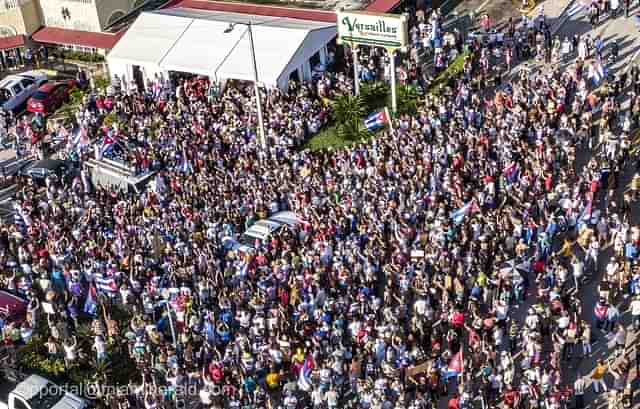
302,124,377,151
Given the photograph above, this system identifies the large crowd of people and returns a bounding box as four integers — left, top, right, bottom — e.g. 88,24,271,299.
2,5,640,409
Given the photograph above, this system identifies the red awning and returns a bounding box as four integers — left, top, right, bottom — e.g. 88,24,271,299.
32,27,124,49
0,35,25,50
366,0,402,12
169,0,336,23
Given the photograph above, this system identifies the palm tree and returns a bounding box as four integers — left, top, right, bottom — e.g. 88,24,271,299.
331,95,372,142
395,85,421,116
360,82,390,113
88,358,112,399
338,119,372,142
332,95,366,125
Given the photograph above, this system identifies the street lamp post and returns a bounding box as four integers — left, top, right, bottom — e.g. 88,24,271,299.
224,22,266,149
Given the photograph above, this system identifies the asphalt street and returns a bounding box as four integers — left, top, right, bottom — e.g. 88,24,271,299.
433,3,640,409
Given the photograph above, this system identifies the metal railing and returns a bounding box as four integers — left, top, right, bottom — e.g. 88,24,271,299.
1,0,28,10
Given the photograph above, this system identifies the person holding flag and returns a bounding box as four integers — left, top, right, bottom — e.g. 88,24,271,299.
298,353,315,392
444,349,464,380
99,131,116,159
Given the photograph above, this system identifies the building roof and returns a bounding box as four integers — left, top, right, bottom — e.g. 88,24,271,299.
365,0,402,12
107,9,336,89
105,0,175,32
167,0,337,23
32,27,124,49
155,7,334,29
0,35,25,50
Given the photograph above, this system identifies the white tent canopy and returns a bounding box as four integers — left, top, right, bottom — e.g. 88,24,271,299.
107,8,336,90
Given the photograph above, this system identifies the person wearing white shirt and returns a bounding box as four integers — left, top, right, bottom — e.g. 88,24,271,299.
63,336,77,368
93,335,107,362
326,388,339,409
631,296,640,329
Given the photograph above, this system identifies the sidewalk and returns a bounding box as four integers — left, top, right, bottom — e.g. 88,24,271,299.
0,58,107,79
530,0,576,34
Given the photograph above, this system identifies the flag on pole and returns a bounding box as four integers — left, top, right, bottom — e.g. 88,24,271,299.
444,349,464,379
100,132,116,156
384,107,395,137
95,276,118,293
451,201,475,224
84,285,98,316
298,354,315,391
364,110,389,131
567,2,585,17
503,161,520,184
590,60,607,84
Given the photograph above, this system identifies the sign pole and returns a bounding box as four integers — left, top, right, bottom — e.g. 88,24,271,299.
337,11,408,99
388,48,397,113
352,44,360,96
384,106,395,137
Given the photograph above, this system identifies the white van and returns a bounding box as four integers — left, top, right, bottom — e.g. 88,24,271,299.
222,211,303,253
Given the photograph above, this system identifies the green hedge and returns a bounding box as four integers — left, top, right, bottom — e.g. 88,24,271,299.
61,50,105,63
427,51,470,95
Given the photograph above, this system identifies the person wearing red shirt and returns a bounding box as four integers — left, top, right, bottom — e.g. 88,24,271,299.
503,387,519,408
448,393,460,409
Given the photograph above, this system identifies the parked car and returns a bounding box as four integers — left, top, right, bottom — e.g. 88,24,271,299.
0,71,48,114
0,374,88,409
19,159,74,186
223,211,304,253
27,80,76,114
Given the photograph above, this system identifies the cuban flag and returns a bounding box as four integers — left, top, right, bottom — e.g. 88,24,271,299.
503,161,520,184
84,285,98,316
364,110,389,131
70,127,81,147
100,132,116,156
579,199,593,222
590,60,607,85
444,349,463,379
451,201,474,224
95,275,118,293
567,2,585,17
69,127,89,152
298,354,315,391
13,204,31,231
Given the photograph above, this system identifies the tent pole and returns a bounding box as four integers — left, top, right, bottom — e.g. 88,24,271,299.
247,23,266,149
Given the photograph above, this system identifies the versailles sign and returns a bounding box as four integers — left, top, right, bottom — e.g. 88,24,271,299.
337,11,408,49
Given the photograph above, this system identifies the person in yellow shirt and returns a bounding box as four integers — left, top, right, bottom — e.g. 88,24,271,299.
592,359,608,393
265,365,281,389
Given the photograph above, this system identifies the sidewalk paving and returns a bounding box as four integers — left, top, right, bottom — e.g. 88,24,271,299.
530,0,576,34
